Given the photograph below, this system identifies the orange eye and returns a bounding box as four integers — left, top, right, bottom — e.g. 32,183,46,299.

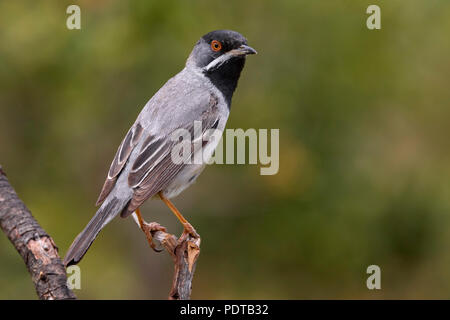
211,40,222,52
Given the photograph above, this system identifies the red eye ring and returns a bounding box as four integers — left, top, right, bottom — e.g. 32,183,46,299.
211,40,222,52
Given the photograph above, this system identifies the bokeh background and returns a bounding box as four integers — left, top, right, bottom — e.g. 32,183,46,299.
1,0,450,299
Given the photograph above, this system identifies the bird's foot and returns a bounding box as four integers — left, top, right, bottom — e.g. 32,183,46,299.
178,222,200,244
141,222,167,252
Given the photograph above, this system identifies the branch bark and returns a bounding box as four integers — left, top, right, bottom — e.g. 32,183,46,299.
0,165,76,300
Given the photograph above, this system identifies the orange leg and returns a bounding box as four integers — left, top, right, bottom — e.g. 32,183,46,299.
158,192,199,239
135,208,165,252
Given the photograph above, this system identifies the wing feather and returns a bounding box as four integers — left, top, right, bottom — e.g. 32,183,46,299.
120,93,220,217
95,123,143,206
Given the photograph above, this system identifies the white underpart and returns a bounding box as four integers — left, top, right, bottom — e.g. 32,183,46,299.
131,212,140,228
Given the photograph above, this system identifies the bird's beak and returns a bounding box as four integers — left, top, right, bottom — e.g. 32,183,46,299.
235,44,258,56
204,44,257,73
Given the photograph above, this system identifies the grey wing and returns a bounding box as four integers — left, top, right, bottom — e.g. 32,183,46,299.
95,122,144,206
120,93,221,217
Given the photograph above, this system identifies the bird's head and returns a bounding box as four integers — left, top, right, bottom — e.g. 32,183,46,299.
187,30,257,74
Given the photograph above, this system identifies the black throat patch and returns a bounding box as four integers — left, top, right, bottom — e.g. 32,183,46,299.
204,57,246,108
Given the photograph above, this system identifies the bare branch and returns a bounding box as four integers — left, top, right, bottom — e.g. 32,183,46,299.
0,165,76,300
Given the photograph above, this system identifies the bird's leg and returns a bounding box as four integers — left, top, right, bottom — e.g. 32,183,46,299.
158,192,200,241
134,208,166,252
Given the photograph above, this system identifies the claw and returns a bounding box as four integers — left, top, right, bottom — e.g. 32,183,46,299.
150,243,163,253
142,222,166,253
184,222,199,238
178,222,200,244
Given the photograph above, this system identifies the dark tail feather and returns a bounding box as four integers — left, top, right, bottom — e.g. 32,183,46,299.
64,197,122,266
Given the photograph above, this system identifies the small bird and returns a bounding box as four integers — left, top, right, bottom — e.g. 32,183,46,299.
64,30,256,266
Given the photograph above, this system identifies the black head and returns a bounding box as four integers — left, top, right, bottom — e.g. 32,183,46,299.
187,30,257,103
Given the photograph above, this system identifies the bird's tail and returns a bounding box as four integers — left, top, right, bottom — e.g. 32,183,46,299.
63,197,126,266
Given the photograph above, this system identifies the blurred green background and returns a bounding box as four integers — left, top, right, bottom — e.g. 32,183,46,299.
1,0,450,299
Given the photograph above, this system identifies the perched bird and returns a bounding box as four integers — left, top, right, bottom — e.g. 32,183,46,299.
63,30,257,266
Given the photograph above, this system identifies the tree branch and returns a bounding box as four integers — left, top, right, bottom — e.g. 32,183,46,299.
0,165,76,300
